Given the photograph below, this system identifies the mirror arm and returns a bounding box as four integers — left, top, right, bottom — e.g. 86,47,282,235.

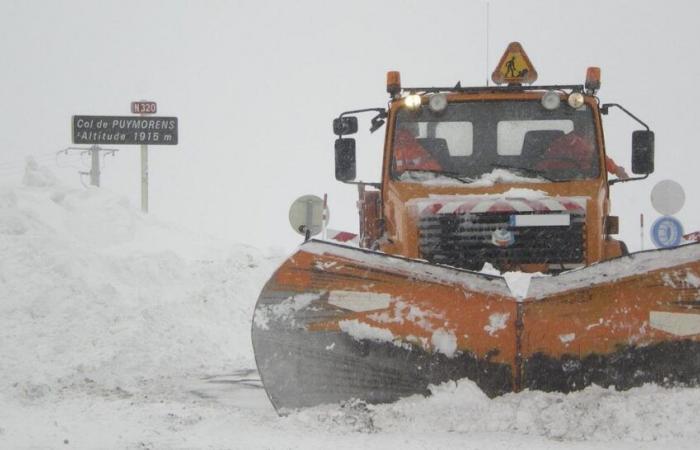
608,173,649,186
600,103,650,131
339,107,386,118
338,108,387,134
340,180,381,189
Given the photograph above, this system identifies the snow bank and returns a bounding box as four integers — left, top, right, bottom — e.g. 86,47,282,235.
290,379,700,443
0,168,280,399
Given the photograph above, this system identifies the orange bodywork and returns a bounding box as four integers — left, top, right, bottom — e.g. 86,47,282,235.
371,92,621,266
523,264,700,359
257,240,700,400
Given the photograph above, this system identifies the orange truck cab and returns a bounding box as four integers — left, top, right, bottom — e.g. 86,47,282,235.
333,43,655,274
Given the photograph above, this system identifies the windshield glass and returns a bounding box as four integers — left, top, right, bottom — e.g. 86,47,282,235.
391,99,600,184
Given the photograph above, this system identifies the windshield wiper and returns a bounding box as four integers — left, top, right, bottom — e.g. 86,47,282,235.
402,169,475,184
490,163,556,182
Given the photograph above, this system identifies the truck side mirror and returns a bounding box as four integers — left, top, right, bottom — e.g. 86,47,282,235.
335,138,356,181
631,130,654,174
333,117,358,136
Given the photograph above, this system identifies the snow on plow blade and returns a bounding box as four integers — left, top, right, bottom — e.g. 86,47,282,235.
252,240,700,412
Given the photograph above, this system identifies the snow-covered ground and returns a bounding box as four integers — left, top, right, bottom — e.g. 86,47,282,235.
1,162,699,449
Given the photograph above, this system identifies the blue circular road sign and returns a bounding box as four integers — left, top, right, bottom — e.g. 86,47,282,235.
651,216,684,248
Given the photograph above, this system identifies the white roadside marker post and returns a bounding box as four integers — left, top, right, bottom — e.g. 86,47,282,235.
131,100,158,214
141,138,148,213
90,144,101,187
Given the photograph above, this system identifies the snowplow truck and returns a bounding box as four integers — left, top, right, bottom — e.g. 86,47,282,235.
252,43,700,413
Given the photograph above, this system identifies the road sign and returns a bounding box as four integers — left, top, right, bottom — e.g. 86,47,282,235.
651,216,684,248
491,41,538,85
72,115,178,145
289,195,329,237
131,101,157,114
651,179,685,216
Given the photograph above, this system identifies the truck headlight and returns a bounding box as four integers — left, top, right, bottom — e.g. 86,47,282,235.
541,91,561,110
404,94,422,110
567,92,585,109
428,93,448,113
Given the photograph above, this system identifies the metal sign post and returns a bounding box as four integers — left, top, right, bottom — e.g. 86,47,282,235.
132,101,156,213
141,141,148,213
90,144,101,187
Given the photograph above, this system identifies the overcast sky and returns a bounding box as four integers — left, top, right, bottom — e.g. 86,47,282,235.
1,0,698,252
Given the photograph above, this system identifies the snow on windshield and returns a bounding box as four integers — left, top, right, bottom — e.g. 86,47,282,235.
397,168,549,186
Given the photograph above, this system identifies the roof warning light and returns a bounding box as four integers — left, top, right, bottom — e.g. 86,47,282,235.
585,67,601,93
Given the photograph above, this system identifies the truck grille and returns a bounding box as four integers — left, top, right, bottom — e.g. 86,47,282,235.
419,212,585,271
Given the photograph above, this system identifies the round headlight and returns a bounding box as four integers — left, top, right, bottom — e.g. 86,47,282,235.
567,92,585,109
428,93,448,113
404,94,422,110
541,91,561,110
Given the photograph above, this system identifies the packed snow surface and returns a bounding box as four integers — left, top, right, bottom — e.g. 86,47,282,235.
1,164,699,449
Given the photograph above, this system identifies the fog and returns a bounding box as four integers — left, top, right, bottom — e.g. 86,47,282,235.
1,0,698,252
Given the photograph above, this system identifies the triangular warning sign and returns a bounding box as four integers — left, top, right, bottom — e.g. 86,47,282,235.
491,42,538,85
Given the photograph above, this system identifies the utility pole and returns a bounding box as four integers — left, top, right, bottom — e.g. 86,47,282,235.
60,146,118,187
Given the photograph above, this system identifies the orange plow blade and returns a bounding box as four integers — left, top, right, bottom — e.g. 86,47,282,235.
252,240,700,413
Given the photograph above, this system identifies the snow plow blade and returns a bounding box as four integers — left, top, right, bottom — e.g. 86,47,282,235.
252,240,700,412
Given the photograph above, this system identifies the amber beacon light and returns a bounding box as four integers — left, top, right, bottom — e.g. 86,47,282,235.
585,67,601,93
387,71,401,97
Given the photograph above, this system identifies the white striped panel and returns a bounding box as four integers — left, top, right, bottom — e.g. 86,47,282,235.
570,197,587,209
508,200,534,212
438,202,463,214
471,200,497,213
539,198,566,211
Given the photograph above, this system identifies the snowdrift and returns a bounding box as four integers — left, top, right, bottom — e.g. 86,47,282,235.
0,164,278,399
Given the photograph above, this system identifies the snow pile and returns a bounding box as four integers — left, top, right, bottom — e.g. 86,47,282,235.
0,169,279,401
22,156,58,188
385,381,700,441
291,380,700,443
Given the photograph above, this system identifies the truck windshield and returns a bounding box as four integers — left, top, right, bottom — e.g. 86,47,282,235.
391,99,600,183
